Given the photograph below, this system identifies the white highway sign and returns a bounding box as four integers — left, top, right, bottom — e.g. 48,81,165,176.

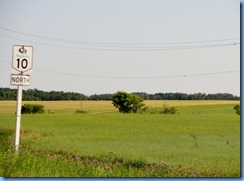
12,45,33,74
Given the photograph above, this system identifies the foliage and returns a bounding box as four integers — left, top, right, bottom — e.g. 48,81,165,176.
89,94,112,100
161,105,177,114
0,87,240,101
140,105,177,114
111,91,145,113
0,88,88,101
233,104,240,115
132,92,240,100
21,104,45,114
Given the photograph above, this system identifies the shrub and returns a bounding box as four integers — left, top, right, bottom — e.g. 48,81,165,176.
233,104,240,115
139,105,177,114
161,105,177,114
21,104,45,114
75,109,88,114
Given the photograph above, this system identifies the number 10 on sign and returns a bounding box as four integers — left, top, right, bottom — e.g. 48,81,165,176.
16,58,28,69
12,45,33,74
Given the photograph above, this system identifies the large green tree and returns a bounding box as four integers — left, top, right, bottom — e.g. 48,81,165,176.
111,91,145,113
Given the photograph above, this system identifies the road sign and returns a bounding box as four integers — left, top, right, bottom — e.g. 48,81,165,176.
12,45,33,74
11,45,33,153
10,74,31,86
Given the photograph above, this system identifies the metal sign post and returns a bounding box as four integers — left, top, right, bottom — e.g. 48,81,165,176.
11,45,33,153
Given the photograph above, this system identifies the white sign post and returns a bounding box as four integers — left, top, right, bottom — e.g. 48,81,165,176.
15,85,23,153
11,45,33,153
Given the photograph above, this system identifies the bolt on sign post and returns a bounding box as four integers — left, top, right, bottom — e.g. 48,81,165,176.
11,45,33,153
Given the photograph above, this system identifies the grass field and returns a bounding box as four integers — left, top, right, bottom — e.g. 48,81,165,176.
0,100,240,177
0,100,239,114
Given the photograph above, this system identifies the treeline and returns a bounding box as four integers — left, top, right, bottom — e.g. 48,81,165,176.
0,88,87,101
0,88,240,101
133,92,240,100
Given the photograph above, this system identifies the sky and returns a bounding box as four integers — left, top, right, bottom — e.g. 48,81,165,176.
0,0,240,96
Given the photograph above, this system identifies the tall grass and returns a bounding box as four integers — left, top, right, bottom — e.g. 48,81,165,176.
0,101,240,177
0,139,239,177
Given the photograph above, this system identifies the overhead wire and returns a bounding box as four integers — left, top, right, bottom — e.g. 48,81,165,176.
0,59,239,79
0,26,240,46
0,27,240,78
33,68,240,79
0,33,240,51
0,26,240,51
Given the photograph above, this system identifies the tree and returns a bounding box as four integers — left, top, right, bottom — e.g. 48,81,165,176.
111,91,145,113
234,105,240,115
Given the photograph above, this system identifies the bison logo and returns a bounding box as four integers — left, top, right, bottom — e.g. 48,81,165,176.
19,46,27,54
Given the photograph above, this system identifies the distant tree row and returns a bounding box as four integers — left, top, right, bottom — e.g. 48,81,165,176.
132,92,240,100
0,87,240,101
0,88,87,101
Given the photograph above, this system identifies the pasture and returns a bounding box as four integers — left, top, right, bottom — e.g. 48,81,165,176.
0,100,240,177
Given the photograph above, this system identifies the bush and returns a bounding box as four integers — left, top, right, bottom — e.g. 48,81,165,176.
21,104,45,114
75,109,88,114
161,105,177,114
139,105,177,114
233,104,240,115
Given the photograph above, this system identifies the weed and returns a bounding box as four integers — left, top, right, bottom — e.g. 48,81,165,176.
190,133,198,149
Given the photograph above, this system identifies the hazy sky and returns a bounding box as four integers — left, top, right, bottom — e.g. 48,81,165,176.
0,0,240,96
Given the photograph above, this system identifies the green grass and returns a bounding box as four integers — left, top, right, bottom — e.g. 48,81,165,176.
0,135,239,177
0,144,216,177
0,100,240,177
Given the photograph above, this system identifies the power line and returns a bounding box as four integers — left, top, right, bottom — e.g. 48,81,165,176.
35,68,240,79
0,59,239,79
0,26,240,46
0,33,240,51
